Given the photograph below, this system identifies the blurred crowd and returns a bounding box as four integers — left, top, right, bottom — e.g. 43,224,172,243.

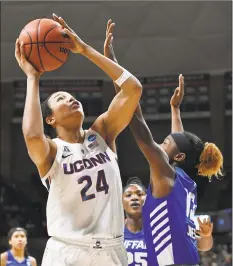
199,243,232,266
0,175,47,237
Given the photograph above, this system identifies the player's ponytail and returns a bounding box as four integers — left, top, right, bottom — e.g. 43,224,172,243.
41,95,56,139
196,142,224,180
172,131,224,181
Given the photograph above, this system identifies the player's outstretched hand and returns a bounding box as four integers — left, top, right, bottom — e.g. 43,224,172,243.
15,39,42,78
104,19,117,62
170,74,184,108
196,217,213,237
52,13,87,54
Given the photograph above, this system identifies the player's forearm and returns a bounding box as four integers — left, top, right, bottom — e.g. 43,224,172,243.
22,77,44,138
106,47,151,144
171,106,184,133
108,49,121,94
81,45,142,94
197,235,213,252
129,105,154,145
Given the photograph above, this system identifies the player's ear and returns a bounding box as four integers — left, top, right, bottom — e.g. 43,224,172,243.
46,116,55,127
174,152,186,162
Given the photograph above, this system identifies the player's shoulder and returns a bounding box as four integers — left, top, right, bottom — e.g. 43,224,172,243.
175,167,197,188
29,256,37,266
0,252,8,265
90,113,108,142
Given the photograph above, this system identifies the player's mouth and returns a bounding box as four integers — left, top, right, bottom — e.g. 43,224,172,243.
130,202,140,208
70,101,80,109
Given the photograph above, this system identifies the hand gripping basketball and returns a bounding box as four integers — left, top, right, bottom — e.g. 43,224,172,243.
15,39,43,78
52,13,87,54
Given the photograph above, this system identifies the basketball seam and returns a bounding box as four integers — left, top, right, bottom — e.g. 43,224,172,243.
43,25,66,64
22,29,33,60
23,41,72,45
37,19,45,71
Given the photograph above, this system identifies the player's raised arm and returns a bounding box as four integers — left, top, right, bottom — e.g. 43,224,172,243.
170,75,185,133
103,20,175,193
15,39,57,177
53,15,142,145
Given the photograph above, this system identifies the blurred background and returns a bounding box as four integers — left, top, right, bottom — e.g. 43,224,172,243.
0,1,232,265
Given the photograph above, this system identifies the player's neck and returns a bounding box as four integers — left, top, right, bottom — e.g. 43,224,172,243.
57,127,85,143
11,248,24,258
126,217,142,233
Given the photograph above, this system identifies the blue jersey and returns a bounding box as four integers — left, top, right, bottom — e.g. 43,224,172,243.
124,226,148,266
142,167,199,266
6,250,31,266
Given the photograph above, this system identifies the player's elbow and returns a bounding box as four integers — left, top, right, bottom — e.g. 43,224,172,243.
132,78,143,97
22,123,44,140
23,131,44,141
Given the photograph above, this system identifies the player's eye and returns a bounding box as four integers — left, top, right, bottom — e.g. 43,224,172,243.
57,97,64,101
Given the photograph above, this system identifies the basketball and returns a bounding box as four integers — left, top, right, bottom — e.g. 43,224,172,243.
18,18,72,72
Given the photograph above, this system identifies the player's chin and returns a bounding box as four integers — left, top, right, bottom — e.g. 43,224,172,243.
70,109,84,118
130,206,142,214
17,243,25,249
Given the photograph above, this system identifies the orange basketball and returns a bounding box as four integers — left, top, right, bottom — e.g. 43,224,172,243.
19,18,72,72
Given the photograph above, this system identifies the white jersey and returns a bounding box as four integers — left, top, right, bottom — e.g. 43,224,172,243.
41,129,124,243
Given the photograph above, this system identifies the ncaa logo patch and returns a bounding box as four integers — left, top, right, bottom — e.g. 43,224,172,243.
88,134,96,142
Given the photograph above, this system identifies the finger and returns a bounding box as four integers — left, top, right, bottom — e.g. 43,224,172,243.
15,39,21,63
53,13,73,32
107,22,115,36
20,42,26,61
196,230,202,236
106,19,112,32
197,217,202,225
210,222,214,230
58,16,73,32
110,36,114,45
63,28,76,42
207,216,211,223
179,74,184,95
173,87,179,97
105,33,113,47
52,13,60,23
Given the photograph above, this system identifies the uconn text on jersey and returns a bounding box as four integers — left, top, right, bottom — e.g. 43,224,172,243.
63,152,111,174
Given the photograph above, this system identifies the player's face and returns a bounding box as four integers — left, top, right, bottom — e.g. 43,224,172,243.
9,231,27,250
47,91,84,127
123,185,146,218
160,135,180,162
